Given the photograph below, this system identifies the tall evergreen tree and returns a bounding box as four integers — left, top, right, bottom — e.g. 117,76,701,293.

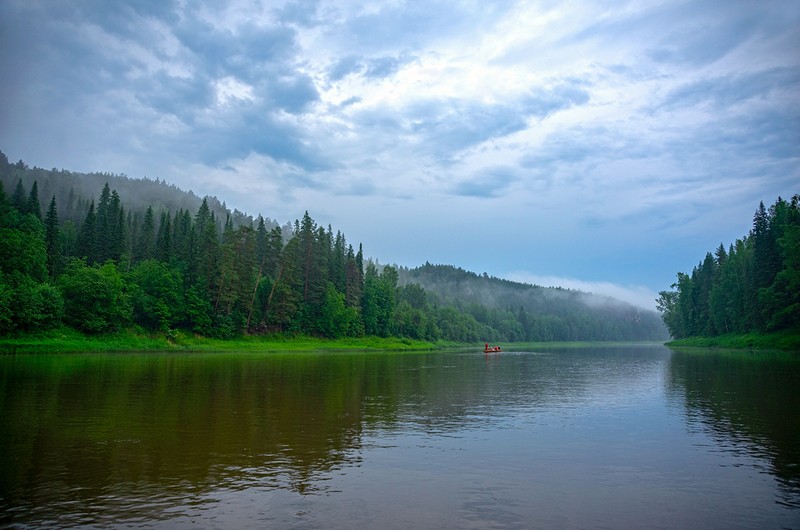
78,201,96,263
44,196,61,279
26,181,41,219
11,179,25,212
156,211,172,262
108,190,125,262
137,206,156,263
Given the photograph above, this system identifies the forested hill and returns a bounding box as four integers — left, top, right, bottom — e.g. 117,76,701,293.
657,195,800,339
1,149,666,343
398,264,669,341
0,151,281,233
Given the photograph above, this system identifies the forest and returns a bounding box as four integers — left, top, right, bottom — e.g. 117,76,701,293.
657,195,800,339
0,150,667,343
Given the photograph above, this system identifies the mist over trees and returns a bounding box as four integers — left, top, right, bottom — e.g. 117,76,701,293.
398,264,668,341
1,150,668,342
657,195,800,339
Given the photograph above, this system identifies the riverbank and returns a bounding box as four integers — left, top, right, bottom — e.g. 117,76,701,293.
666,330,800,351
0,327,446,354
0,328,668,354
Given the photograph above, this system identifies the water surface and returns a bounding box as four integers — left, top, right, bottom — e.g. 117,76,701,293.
1,345,798,528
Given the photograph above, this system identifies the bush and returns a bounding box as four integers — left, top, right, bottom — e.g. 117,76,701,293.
59,260,131,333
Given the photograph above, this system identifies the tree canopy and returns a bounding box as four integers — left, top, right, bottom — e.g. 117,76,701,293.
657,195,800,338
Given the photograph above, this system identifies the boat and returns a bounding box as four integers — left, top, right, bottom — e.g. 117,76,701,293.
483,343,502,353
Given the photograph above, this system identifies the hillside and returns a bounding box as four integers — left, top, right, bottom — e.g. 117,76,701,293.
0,151,281,232
1,149,667,343
399,263,669,341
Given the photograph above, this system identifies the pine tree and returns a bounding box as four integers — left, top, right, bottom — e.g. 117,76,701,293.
193,198,220,297
345,244,363,310
11,179,25,212
26,181,41,219
78,201,96,263
45,196,61,279
137,206,156,263
94,183,112,262
109,190,125,262
156,211,171,262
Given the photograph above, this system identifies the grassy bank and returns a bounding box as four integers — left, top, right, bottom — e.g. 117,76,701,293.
0,327,447,354
0,329,667,354
666,329,800,351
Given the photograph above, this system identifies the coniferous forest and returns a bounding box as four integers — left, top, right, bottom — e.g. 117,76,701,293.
0,151,667,343
657,195,800,339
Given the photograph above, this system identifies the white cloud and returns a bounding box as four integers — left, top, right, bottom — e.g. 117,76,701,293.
0,0,798,300
503,272,660,311
213,76,255,106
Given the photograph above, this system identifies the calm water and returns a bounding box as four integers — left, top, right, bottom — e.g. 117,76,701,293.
1,345,799,529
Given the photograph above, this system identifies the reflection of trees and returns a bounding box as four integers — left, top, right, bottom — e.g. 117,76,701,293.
667,348,800,508
0,346,673,526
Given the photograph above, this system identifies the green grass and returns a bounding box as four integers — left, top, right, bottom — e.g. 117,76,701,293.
0,327,445,354
666,329,800,351
500,340,666,350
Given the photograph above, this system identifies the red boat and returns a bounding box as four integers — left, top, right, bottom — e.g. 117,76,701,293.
484,343,502,353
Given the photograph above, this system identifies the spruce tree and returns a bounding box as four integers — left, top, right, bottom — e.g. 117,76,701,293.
137,206,156,263
45,196,61,279
156,211,171,262
11,179,26,212
26,181,41,219
78,201,96,263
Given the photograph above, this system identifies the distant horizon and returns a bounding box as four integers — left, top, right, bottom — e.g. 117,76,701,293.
2,1,797,312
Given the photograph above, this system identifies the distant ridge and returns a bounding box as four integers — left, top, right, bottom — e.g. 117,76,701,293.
398,263,669,341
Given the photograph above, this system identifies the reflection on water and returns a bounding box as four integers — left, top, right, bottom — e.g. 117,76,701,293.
0,346,798,528
667,348,800,509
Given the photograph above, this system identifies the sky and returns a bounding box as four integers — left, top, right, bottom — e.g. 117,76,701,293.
1,0,798,310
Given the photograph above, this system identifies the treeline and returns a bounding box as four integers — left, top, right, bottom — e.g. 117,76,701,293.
0,176,387,339
398,264,668,342
657,195,800,339
0,151,275,234
1,151,669,343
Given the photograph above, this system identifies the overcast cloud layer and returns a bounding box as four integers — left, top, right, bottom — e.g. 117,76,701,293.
1,0,798,309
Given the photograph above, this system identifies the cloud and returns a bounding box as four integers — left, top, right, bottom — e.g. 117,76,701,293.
504,272,660,311
645,15,760,67
658,67,800,111
276,0,322,28
1,0,798,304
328,53,414,82
452,166,519,198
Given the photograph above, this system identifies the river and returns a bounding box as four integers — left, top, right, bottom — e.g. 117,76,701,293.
1,345,798,529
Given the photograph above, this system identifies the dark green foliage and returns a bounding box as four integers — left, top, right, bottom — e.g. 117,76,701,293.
11,179,26,211
59,260,132,333
362,263,398,337
136,206,156,263
319,282,359,338
26,181,41,219
659,195,800,338
8,276,63,331
127,260,184,331
156,211,171,262
77,201,96,263
45,196,61,279
0,204,48,283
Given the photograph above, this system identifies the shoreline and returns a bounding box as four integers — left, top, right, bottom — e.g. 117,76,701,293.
666,330,800,351
0,328,670,354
